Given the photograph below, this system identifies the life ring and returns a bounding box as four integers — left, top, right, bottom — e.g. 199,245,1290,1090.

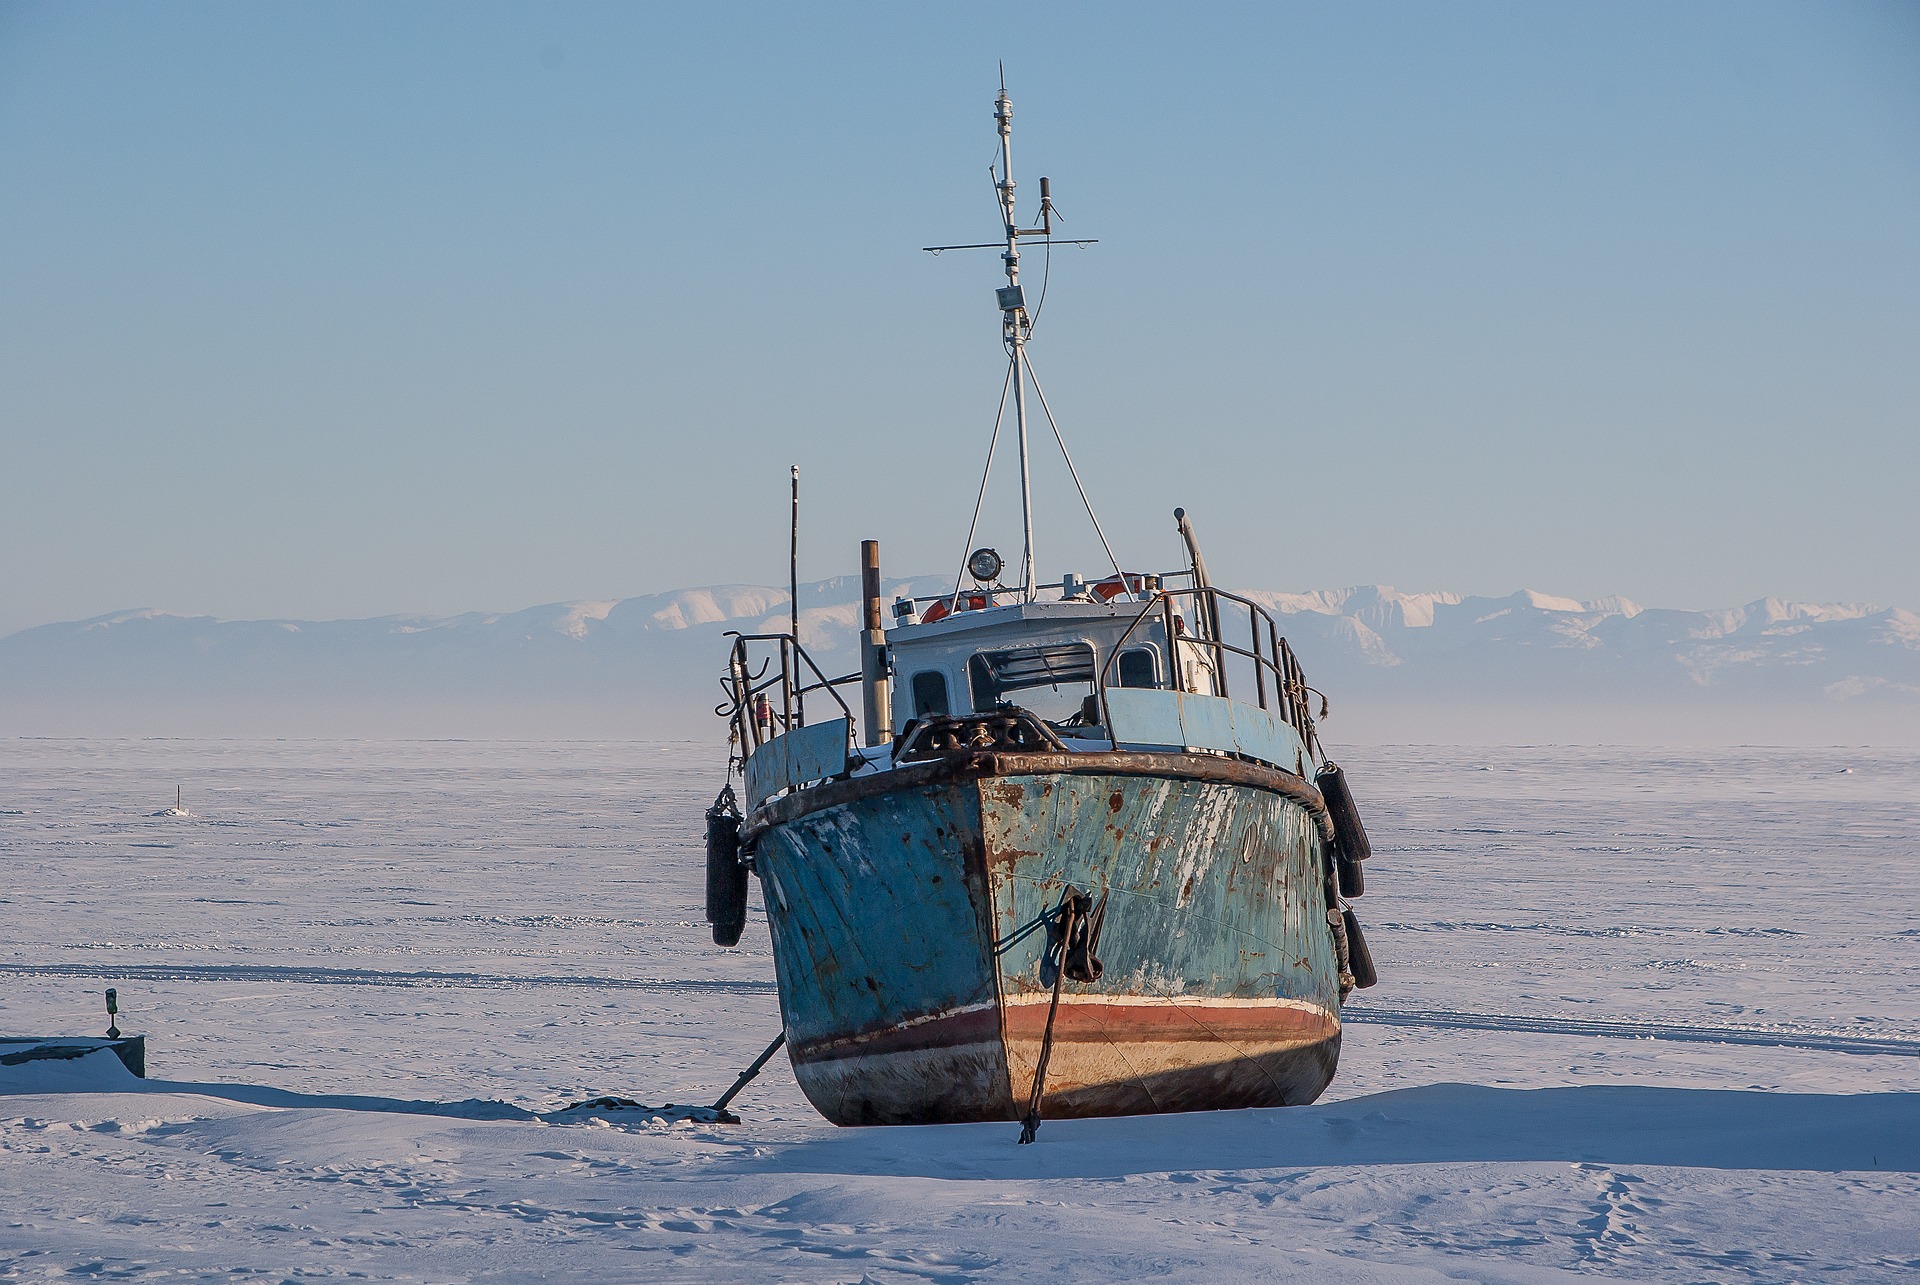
920,591,988,624
1091,573,1148,602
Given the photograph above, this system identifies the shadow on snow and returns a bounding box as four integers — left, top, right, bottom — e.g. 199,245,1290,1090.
748,1083,1920,1178
9,1056,1916,1176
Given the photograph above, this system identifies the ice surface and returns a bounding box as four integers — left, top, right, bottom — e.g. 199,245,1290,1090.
1,738,1916,1282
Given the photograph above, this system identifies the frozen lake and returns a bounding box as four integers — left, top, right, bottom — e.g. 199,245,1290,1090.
3,738,1917,1281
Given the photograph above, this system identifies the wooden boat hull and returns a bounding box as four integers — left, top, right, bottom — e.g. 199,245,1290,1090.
749,751,1343,1126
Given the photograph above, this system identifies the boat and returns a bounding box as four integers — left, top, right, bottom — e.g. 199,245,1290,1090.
704,81,1378,1133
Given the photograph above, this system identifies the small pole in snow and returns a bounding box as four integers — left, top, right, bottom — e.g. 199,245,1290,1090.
105,988,120,1040
711,1031,788,1116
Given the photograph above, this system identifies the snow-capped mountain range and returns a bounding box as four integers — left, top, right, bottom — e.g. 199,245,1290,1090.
4,579,1915,740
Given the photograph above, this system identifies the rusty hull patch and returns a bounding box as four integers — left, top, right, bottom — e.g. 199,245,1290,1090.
750,750,1344,1126
981,768,1342,1114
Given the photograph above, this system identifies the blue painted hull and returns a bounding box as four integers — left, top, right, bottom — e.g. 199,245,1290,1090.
751,756,1343,1126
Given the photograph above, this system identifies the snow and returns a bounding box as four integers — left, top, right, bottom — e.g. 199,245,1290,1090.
1,737,1916,1282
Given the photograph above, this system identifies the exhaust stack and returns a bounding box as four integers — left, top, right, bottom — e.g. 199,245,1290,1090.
860,540,891,747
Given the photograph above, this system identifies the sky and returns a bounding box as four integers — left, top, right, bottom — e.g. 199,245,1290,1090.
1,1,1916,636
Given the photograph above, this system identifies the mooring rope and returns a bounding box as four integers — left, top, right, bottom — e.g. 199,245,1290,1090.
1018,891,1082,1145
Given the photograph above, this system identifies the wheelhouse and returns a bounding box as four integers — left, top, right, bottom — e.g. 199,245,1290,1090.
886,597,1171,744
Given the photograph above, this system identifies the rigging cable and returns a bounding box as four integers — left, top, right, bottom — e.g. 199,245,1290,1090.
1019,350,1129,590
1025,236,1051,336
946,358,1017,613
1025,209,1053,334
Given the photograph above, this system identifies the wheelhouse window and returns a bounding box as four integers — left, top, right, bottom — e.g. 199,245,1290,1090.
968,642,1099,725
910,670,950,719
1117,647,1158,689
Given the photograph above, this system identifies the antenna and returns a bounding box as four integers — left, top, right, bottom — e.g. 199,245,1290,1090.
789,466,800,642
923,80,1099,602
790,465,802,722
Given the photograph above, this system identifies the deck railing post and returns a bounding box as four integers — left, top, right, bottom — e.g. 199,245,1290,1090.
779,640,794,735
1251,604,1267,710
1269,618,1285,722
1211,590,1229,701
1163,595,1179,692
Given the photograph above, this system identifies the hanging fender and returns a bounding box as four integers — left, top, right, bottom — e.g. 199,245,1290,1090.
1338,851,1365,898
1313,764,1368,896
1316,761,1372,863
1342,907,1378,990
705,786,748,948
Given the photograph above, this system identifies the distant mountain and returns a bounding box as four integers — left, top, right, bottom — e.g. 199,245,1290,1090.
3,579,1915,742
1239,586,1919,703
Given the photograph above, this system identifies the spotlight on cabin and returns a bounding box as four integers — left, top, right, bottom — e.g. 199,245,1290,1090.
968,548,1004,584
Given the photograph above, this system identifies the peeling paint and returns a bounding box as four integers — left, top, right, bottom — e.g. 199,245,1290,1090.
751,756,1342,1126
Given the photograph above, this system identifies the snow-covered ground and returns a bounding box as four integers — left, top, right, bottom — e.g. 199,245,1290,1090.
2,738,1916,1282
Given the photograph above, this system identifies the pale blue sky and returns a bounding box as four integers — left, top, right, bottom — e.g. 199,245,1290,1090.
2,1,1915,635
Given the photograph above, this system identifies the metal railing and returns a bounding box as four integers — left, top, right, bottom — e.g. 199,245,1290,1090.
894,569,1197,619
1096,587,1322,756
719,632,860,758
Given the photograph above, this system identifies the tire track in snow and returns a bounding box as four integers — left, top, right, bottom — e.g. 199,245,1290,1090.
9,962,1913,1057
0,961,777,995
1342,1004,1920,1058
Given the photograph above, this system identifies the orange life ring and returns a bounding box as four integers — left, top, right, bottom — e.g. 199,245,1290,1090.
919,592,988,624
1091,574,1147,602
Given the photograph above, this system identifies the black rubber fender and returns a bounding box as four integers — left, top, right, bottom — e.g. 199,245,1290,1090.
1316,762,1372,863
705,802,748,948
1338,851,1365,898
1343,906,1378,990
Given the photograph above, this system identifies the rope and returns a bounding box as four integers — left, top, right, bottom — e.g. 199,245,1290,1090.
1018,890,1081,1144
1027,230,1052,333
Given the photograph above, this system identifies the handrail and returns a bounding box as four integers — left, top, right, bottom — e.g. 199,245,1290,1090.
893,567,1198,611
722,632,859,758
795,671,861,699
1095,587,1319,755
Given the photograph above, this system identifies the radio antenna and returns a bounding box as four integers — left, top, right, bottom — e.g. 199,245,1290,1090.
924,79,1097,602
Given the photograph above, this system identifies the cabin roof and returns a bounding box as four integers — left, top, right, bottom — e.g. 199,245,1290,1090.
885,597,1149,648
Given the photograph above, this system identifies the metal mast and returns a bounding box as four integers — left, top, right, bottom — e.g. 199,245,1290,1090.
993,83,1038,601
924,75,1097,605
